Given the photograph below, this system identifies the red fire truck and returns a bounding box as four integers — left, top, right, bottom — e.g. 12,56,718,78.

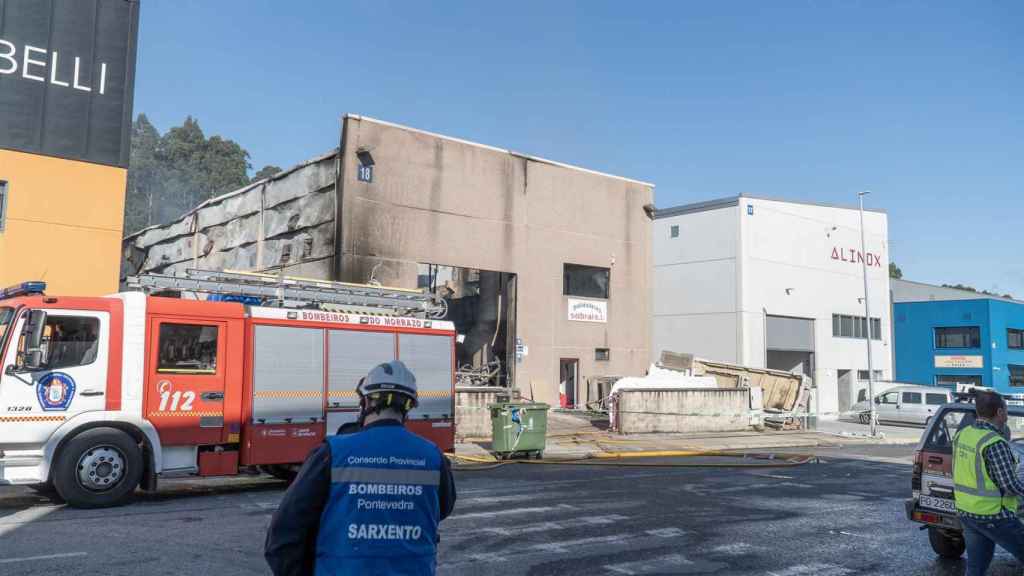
0,271,455,508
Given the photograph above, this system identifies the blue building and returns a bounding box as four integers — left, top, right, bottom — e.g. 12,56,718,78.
893,279,1024,393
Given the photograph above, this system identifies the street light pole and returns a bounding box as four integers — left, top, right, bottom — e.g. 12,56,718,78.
859,191,878,437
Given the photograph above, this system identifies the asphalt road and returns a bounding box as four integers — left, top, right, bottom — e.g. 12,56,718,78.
0,446,1018,576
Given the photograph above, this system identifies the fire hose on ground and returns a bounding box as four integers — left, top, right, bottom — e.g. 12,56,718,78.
446,450,820,471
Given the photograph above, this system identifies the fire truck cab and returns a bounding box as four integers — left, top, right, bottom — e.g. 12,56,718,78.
0,274,455,508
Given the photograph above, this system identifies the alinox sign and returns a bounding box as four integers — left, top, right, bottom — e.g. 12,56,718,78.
0,0,139,168
831,247,883,268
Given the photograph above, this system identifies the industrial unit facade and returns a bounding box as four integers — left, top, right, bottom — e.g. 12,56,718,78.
0,0,139,295
123,115,653,407
652,196,892,418
893,279,1024,393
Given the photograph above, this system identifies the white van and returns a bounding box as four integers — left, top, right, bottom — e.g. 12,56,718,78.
851,385,953,426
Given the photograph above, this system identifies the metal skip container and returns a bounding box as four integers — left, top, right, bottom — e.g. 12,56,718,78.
489,402,550,459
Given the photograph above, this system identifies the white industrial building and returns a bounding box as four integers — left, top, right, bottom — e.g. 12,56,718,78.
652,195,892,418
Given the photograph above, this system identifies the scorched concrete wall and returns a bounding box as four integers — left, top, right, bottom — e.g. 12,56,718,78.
337,115,653,406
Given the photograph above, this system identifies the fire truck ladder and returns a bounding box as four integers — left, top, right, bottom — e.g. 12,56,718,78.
126,269,448,318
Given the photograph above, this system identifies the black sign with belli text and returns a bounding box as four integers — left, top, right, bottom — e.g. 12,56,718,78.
0,0,139,167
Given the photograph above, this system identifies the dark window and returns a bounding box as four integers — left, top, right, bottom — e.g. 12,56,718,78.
158,324,219,374
926,393,948,406
0,306,12,342
857,389,867,403
41,315,100,369
923,408,973,454
0,180,7,232
1010,329,1024,350
563,264,610,299
857,370,883,381
670,225,679,238
832,314,881,340
1011,365,1024,387
935,374,983,388
902,392,922,404
840,315,853,337
935,326,981,349
880,392,899,405
595,348,610,361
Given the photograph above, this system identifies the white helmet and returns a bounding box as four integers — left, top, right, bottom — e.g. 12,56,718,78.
357,360,419,411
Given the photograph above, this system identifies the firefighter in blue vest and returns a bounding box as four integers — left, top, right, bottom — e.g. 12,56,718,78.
265,360,456,576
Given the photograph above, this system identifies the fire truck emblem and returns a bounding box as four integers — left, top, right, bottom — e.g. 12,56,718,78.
36,372,77,411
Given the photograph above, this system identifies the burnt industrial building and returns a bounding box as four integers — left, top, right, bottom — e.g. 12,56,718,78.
122,115,653,406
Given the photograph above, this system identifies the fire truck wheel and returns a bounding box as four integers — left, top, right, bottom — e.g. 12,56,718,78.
53,428,143,509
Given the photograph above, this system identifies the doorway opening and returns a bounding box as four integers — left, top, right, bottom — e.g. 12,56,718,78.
766,350,814,376
837,369,853,414
560,358,579,408
418,263,516,388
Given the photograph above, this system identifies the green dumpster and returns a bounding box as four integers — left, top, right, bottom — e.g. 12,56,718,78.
489,402,550,459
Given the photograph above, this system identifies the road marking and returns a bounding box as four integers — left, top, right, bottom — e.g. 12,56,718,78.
645,527,686,537
0,552,88,565
0,505,62,537
748,473,794,480
605,554,693,575
712,542,760,555
533,534,628,553
466,552,510,563
715,481,815,493
451,504,576,520
456,472,670,495
482,514,630,536
459,494,538,507
768,564,853,576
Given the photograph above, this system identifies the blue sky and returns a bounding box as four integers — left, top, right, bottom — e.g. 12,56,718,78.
135,1,1021,294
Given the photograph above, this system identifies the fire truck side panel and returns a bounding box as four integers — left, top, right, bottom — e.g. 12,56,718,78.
398,333,456,452
145,316,229,446
325,328,396,434
112,292,148,418
242,308,457,464
142,298,246,456
244,324,326,464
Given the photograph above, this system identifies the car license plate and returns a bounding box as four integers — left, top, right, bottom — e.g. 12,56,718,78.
920,494,956,513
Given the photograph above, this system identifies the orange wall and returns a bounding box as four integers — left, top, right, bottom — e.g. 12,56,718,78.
0,149,126,295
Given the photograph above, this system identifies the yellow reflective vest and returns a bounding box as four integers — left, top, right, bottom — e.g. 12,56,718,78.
953,424,1019,516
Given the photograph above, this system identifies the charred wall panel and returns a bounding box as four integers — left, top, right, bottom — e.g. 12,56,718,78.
121,151,338,281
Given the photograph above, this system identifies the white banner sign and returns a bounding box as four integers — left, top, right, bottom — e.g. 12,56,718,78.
568,299,607,323
935,355,984,369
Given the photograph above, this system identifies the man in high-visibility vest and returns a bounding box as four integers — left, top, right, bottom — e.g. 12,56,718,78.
954,390,1024,575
